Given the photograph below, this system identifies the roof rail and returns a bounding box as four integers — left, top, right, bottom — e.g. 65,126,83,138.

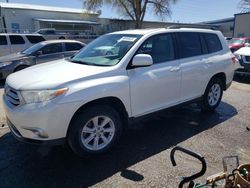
167,25,218,30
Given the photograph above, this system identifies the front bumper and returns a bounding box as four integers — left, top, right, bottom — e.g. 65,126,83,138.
7,118,65,145
3,94,79,142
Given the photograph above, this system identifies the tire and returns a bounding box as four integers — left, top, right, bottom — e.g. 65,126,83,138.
14,65,29,72
201,77,223,112
59,36,65,39
67,105,123,157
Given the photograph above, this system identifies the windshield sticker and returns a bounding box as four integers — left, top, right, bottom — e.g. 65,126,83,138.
118,37,137,42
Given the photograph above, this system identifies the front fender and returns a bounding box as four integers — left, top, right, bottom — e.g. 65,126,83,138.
54,75,131,117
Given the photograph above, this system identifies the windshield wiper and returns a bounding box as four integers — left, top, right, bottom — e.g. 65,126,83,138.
67,58,93,65
67,58,111,67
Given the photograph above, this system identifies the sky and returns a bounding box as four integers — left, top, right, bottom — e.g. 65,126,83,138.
0,0,242,23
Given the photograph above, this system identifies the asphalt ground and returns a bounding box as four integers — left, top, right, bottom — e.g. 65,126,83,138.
0,77,250,188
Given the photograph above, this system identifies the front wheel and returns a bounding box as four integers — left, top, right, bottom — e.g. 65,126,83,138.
201,78,223,112
67,105,123,157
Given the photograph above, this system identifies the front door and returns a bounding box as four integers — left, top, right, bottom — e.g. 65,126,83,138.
128,33,181,117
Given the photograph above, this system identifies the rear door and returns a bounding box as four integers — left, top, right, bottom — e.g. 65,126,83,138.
36,43,64,64
177,32,209,101
0,35,10,56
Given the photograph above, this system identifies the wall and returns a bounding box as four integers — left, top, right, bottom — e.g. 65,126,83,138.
234,13,250,37
1,7,99,33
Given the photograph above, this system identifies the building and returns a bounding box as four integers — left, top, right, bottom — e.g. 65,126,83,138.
201,17,235,37
233,12,250,37
99,18,218,34
0,3,101,34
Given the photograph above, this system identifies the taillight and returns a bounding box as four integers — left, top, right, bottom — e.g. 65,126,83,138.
231,56,237,64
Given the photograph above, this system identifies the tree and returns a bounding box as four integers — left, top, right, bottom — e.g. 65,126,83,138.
239,0,250,12
83,0,177,28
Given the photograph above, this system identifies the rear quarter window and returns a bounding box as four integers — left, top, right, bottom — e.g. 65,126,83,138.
0,36,7,45
26,35,45,44
203,33,222,53
9,35,25,45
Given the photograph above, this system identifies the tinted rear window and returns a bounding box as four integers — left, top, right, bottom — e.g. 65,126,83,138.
178,32,202,58
203,33,222,53
42,43,63,54
0,36,7,45
65,43,83,51
26,35,45,44
9,35,25,44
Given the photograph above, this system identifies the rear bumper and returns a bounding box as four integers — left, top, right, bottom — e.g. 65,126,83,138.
235,68,250,76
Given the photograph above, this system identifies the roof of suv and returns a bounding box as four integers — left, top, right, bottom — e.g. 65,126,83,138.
40,40,84,45
112,28,220,35
0,33,43,36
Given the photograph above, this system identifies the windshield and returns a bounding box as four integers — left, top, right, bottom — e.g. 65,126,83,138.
21,43,43,55
228,39,245,45
70,34,142,66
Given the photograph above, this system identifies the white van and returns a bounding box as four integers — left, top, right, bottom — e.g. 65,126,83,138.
0,33,45,57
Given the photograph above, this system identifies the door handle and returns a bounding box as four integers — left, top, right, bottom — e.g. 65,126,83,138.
170,66,180,72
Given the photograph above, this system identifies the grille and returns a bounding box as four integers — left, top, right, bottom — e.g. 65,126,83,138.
245,56,250,62
5,87,20,106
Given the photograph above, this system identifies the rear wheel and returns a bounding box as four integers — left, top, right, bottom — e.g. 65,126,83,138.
201,77,223,112
67,105,123,157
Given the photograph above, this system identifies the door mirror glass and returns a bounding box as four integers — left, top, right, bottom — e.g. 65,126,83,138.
132,54,153,67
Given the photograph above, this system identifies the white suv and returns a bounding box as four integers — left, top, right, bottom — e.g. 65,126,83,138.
3,28,238,156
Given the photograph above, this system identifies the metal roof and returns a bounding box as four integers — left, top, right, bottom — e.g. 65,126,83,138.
34,18,99,25
201,17,234,24
0,2,99,15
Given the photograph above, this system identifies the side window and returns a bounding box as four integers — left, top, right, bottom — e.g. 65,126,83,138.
9,35,25,45
137,34,175,64
65,43,83,51
0,36,7,45
26,35,45,44
203,33,222,53
178,32,202,58
42,43,63,55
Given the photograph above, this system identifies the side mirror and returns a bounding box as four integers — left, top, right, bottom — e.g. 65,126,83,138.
36,51,43,56
132,54,153,67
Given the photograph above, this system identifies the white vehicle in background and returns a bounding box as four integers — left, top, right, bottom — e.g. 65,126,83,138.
0,33,45,57
35,28,99,43
3,28,237,157
35,28,68,40
234,44,250,76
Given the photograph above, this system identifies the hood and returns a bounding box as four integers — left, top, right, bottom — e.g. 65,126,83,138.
0,53,27,62
234,47,250,56
6,59,114,90
229,44,243,48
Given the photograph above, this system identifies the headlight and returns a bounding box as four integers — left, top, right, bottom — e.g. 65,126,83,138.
235,54,241,60
20,88,68,104
0,61,12,68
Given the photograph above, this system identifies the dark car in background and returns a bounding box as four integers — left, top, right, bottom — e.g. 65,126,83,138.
228,37,250,52
0,40,85,79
